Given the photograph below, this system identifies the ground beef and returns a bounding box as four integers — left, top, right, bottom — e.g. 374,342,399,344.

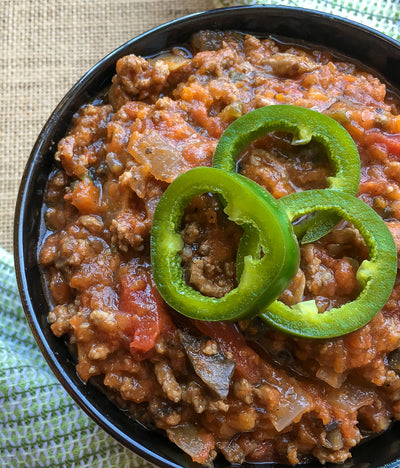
39,30,400,466
180,193,241,298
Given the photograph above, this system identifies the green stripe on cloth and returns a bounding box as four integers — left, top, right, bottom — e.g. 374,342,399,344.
213,0,400,41
0,248,154,468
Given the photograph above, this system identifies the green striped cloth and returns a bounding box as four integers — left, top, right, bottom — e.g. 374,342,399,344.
3,2,400,467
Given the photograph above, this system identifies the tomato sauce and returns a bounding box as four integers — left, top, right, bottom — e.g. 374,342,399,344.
40,31,400,465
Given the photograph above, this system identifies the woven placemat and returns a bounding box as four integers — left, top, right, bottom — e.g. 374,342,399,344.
0,0,213,253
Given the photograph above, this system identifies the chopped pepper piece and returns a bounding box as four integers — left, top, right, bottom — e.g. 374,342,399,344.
213,105,361,242
259,189,397,338
150,167,299,321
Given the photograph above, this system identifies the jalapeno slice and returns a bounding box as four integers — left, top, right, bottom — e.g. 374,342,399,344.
259,189,397,338
150,167,300,321
213,105,361,243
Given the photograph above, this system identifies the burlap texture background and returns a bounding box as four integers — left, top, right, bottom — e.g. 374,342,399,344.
0,0,213,253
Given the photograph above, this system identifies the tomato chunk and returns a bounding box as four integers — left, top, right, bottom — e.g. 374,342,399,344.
70,179,101,214
120,269,175,352
366,131,400,157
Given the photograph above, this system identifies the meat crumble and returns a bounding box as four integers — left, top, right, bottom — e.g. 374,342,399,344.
39,31,400,465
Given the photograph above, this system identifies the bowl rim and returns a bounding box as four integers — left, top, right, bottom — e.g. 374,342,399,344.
13,5,400,468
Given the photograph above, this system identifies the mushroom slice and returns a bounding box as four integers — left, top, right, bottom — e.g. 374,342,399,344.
179,331,235,398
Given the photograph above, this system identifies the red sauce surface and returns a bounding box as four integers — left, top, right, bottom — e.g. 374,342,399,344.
40,31,400,465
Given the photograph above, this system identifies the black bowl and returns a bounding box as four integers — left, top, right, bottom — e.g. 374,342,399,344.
14,5,400,468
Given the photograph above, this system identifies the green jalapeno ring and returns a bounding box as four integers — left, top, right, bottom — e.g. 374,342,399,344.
150,167,300,321
256,189,397,339
212,105,361,243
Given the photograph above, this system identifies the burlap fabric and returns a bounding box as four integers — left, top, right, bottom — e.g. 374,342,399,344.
0,0,213,253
